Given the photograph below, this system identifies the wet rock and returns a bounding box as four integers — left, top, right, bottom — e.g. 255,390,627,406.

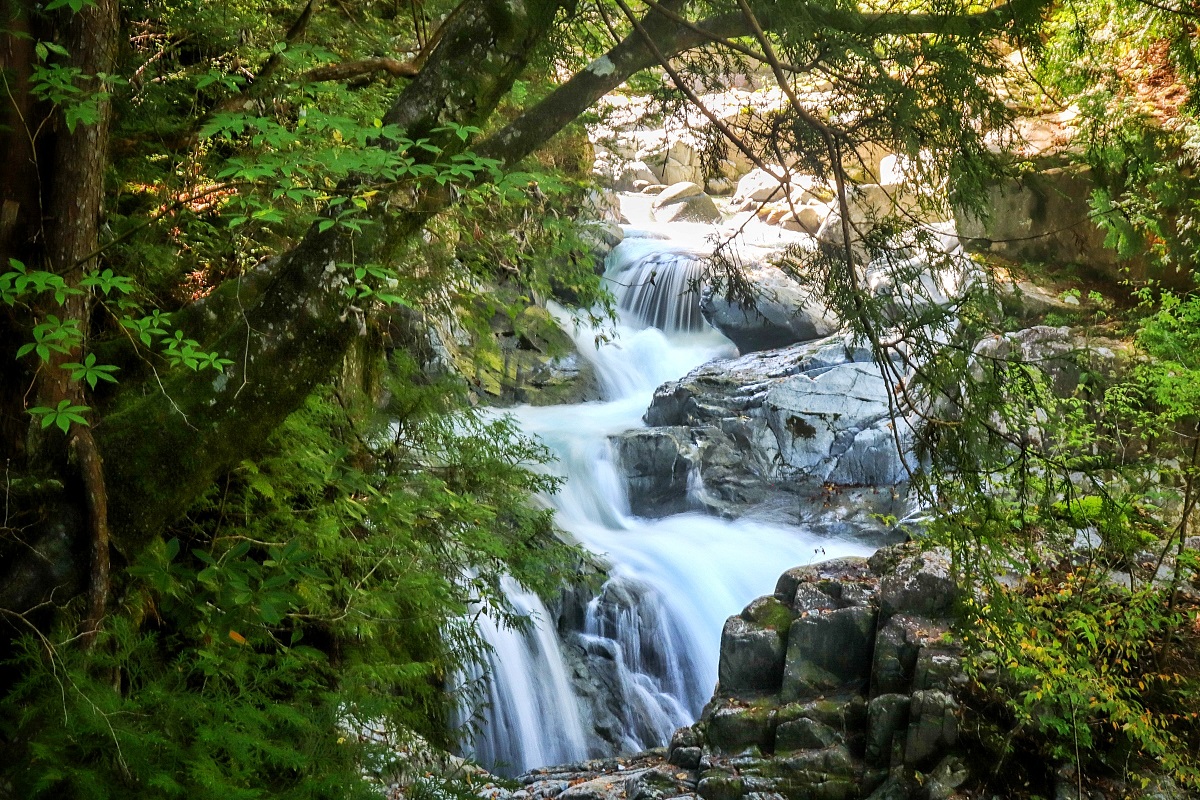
561,772,643,800
763,362,903,482
869,615,947,696
777,696,869,736
633,333,914,519
653,183,722,224
612,161,662,192
903,690,958,767
923,756,969,800
732,168,789,203
774,743,856,776
775,717,840,751
877,550,956,622
865,694,910,767
774,557,877,607
670,747,703,770
954,160,1119,275
610,427,696,516
697,773,745,800
704,705,774,754
669,727,704,769
912,647,963,693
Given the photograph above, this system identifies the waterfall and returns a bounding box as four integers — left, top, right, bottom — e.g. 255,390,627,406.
609,237,707,334
456,578,589,773
458,230,876,775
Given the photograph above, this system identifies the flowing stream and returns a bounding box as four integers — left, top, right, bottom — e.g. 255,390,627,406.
459,220,876,775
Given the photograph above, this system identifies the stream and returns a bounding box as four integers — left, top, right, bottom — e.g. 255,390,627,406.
458,217,876,775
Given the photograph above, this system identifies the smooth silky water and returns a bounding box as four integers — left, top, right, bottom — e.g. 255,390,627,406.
458,224,876,775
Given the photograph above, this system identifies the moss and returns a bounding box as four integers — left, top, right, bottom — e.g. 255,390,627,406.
745,596,795,637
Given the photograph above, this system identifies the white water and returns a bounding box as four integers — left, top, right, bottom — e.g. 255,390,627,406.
459,222,876,775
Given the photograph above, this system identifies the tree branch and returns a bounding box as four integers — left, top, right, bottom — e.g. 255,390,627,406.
301,56,420,83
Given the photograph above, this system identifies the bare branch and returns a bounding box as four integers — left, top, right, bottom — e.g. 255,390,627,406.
301,56,420,83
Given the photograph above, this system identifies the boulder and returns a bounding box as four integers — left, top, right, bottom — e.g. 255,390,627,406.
705,705,774,754
610,427,696,516
656,194,722,224
876,549,956,622
780,204,828,234
903,690,958,767
733,168,788,204
763,363,898,478
775,717,840,752
610,160,661,192
653,181,704,204
697,774,745,800
733,170,828,207
718,615,788,697
640,333,912,502
781,605,877,700
699,262,839,352
954,161,1115,272
774,557,877,606
869,615,949,696
865,693,910,767
668,727,703,769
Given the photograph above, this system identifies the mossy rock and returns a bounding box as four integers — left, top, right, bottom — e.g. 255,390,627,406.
743,596,795,635
697,774,745,800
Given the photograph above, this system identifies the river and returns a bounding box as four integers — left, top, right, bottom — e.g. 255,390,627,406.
457,215,876,775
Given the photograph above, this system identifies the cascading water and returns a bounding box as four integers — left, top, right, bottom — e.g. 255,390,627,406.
456,578,589,771
458,224,876,775
611,238,707,334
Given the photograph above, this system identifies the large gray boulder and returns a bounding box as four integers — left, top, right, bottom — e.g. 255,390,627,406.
903,690,959,767
718,596,793,696
623,334,914,519
699,262,839,352
781,605,877,701
876,549,957,622
954,162,1114,271
762,362,893,476
610,427,696,516
613,160,661,192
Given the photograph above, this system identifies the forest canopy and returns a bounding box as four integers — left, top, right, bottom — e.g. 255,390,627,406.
2,0,1200,794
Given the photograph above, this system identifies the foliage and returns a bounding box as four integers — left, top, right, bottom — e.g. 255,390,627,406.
917,274,1200,786
4,0,1200,792
963,570,1200,790
2,355,582,797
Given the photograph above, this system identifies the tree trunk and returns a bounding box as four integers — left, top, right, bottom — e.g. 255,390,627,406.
97,0,567,556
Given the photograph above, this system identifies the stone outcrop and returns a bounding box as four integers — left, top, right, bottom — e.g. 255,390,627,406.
667,546,969,800
611,427,695,516
609,333,915,519
652,182,723,224
954,160,1113,272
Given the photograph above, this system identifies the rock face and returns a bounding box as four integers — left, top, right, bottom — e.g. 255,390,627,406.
610,333,914,519
667,546,969,800
699,262,839,352
611,427,695,516
954,160,1114,272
